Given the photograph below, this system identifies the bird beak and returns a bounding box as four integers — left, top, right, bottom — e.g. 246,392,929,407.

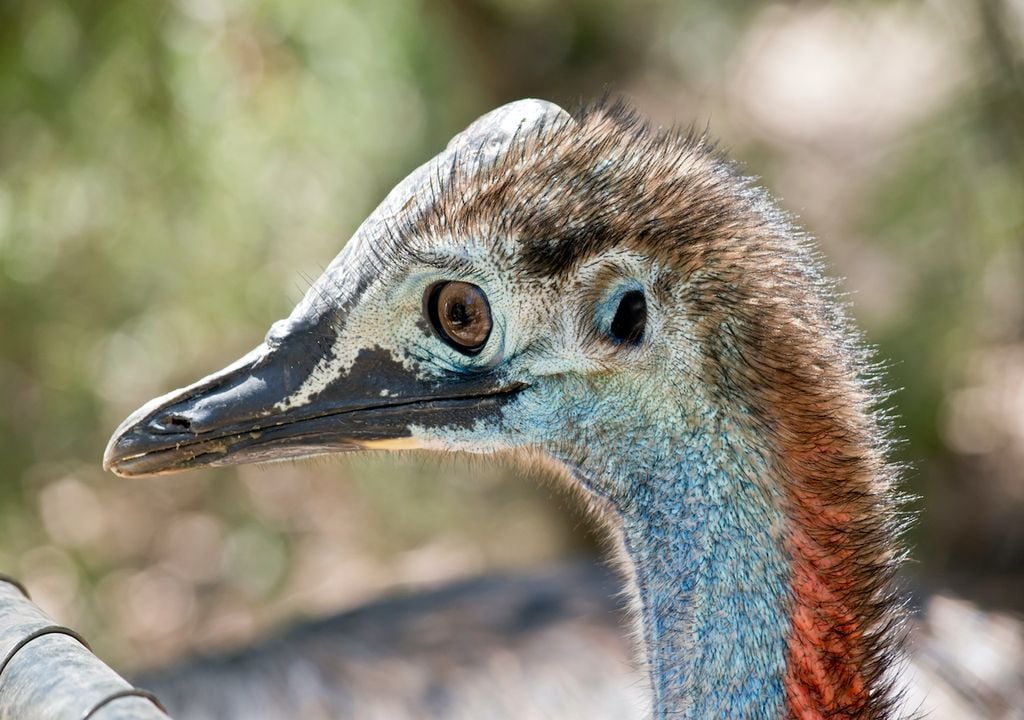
103,310,524,477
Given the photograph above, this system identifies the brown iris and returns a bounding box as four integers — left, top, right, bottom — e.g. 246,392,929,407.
426,281,492,355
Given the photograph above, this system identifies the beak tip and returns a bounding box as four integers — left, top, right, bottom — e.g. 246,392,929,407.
102,428,141,477
103,402,189,478
101,382,211,477
102,421,127,473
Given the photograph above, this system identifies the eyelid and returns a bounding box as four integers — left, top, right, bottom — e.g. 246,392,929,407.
597,281,643,319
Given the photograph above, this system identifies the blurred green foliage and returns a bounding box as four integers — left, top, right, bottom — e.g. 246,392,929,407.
1,0,1022,668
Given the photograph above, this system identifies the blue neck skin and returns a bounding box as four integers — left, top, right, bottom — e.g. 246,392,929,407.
553,415,791,719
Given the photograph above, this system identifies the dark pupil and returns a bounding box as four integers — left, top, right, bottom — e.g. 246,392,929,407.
449,302,470,325
610,290,646,344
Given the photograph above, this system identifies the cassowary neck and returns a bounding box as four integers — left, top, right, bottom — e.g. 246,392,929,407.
564,379,900,720
616,430,790,718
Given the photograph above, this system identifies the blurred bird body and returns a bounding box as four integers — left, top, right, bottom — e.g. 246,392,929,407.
104,100,1015,718
132,563,1024,720
135,563,647,720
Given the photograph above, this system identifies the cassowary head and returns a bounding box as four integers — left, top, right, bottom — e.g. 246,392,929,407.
105,99,853,510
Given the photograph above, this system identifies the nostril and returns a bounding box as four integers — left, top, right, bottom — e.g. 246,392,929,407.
154,413,193,433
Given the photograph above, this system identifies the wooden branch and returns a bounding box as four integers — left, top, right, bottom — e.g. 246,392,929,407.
0,577,170,720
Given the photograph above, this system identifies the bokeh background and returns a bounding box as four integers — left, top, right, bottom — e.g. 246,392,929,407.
1,0,1022,673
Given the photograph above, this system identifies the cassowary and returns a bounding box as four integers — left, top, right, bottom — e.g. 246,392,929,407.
105,99,1024,719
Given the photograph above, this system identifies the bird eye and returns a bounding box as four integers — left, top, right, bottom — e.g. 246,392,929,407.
609,290,646,344
426,281,493,355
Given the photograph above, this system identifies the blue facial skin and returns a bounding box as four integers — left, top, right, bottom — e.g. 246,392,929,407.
285,227,797,719
414,327,791,719
535,382,787,718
